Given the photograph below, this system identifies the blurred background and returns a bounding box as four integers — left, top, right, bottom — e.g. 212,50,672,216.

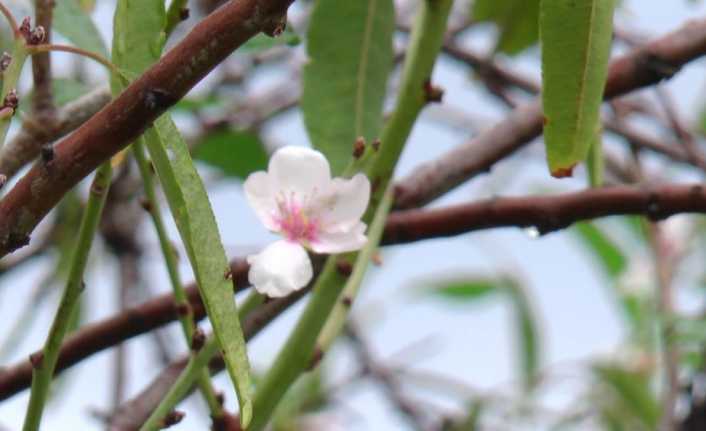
1,0,706,429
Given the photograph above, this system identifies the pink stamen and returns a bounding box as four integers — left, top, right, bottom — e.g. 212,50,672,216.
274,194,319,244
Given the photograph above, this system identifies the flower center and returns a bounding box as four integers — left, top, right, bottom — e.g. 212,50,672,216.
275,194,319,244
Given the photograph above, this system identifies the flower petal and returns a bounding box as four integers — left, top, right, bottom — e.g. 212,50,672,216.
243,171,279,231
247,240,313,298
269,146,331,198
318,173,370,231
311,222,368,254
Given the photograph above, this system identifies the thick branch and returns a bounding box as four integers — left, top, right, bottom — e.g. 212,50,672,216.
394,17,706,209
383,184,706,244
0,0,294,257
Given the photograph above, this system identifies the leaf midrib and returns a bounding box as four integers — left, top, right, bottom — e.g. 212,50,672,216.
573,0,600,153
354,0,378,137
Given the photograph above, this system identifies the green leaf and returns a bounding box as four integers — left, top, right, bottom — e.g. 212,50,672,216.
54,0,108,57
193,129,268,179
472,0,540,55
504,280,540,391
540,0,616,177
111,0,252,425
428,278,500,301
301,0,395,174
573,222,626,278
592,364,660,430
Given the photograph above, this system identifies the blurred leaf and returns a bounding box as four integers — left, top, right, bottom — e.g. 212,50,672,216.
540,0,616,177
425,276,540,391
54,0,108,57
20,79,90,113
111,0,253,424
505,281,540,391
573,222,627,278
472,0,540,55
272,367,328,431
301,0,395,174
242,26,300,52
593,364,660,430
79,0,96,11
444,400,485,430
193,129,268,179
428,278,500,301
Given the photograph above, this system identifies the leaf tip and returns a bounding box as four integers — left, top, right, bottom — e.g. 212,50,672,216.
240,399,253,429
550,164,576,179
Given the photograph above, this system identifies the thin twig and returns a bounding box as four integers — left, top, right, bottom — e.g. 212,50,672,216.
0,2,18,35
31,0,55,118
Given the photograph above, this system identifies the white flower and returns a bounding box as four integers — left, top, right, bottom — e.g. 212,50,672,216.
244,146,370,297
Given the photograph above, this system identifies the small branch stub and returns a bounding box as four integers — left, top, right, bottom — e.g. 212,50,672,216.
3,89,18,112
335,259,353,277
160,410,185,429
0,52,11,72
423,78,444,103
29,352,43,369
28,26,46,45
179,8,190,21
353,136,366,159
40,144,54,163
18,17,31,40
372,138,381,152
191,327,206,351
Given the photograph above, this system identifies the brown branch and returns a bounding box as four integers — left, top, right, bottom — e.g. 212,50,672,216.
0,0,295,257
0,259,249,401
0,86,111,180
382,183,706,244
32,0,56,118
394,17,706,210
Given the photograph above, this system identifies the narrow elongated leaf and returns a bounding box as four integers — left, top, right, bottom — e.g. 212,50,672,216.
301,0,395,174
540,0,616,177
427,278,499,301
573,222,626,278
111,0,252,424
504,280,540,391
54,0,108,57
144,120,253,423
472,0,540,55
593,364,660,429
